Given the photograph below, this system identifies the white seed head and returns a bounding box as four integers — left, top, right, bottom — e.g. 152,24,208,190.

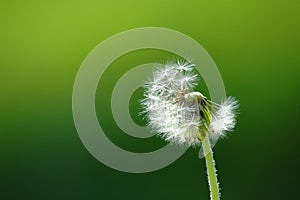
141,60,238,147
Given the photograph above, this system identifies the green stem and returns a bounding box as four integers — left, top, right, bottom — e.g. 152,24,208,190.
198,133,220,200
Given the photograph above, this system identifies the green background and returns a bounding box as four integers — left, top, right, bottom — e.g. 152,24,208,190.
1,0,299,199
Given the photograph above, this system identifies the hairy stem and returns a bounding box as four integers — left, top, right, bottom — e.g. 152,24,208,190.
199,133,220,200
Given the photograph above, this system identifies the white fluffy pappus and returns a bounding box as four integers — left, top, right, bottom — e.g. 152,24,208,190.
140,60,238,147
208,97,239,140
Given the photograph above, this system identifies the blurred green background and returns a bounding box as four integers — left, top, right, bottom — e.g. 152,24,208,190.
1,0,299,199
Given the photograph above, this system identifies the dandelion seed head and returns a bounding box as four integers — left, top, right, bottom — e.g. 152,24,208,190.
141,60,238,147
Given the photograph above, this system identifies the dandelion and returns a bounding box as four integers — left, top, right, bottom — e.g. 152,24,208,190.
140,60,239,200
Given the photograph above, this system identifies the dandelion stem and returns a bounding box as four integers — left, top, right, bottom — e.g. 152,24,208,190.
199,133,220,200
